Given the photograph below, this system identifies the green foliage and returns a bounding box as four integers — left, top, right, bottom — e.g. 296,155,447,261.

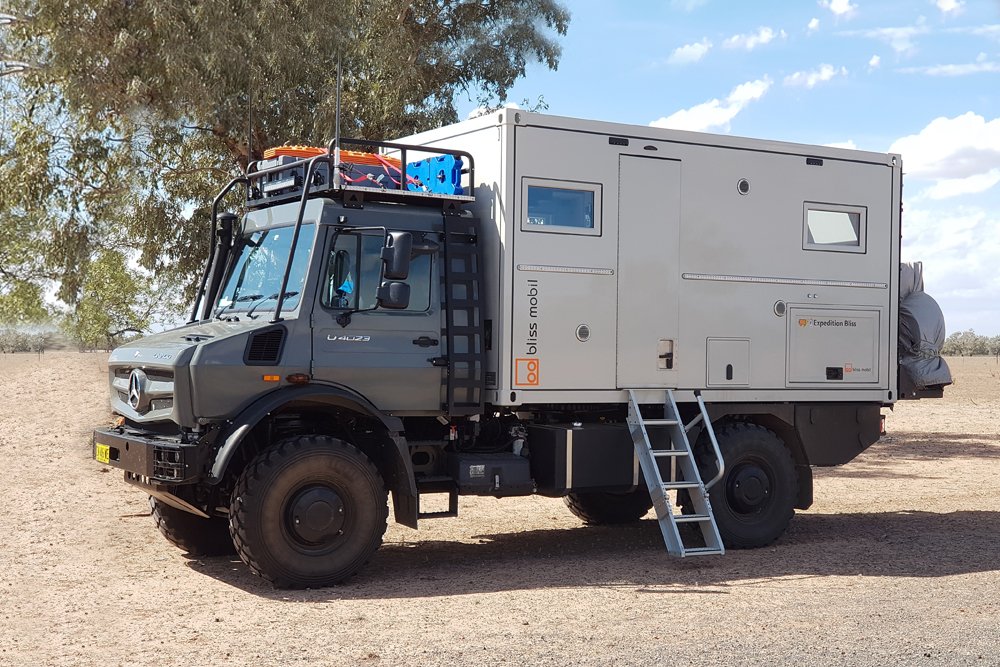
0,280,49,324
0,0,569,330
62,249,155,350
0,328,51,353
941,330,999,357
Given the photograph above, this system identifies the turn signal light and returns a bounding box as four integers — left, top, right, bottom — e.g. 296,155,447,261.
262,375,280,382
286,373,311,385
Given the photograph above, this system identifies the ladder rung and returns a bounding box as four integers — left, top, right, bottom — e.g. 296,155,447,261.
652,449,689,457
642,419,679,426
661,481,700,490
682,547,724,555
674,514,712,523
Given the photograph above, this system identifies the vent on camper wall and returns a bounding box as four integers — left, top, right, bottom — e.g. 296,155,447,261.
245,327,286,365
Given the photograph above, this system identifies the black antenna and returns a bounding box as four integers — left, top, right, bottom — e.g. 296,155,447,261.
333,51,342,185
246,86,253,175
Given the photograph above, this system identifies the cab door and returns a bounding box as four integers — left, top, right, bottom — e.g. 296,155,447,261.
311,227,443,412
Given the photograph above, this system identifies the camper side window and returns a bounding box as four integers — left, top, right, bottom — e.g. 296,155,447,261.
521,179,602,236
803,203,867,254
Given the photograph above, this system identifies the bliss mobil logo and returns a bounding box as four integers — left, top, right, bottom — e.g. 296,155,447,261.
799,319,809,327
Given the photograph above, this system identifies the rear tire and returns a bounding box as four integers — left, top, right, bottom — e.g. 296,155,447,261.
704,423,798,549
564,487,654,525
150,496,236,556
229,435,388,589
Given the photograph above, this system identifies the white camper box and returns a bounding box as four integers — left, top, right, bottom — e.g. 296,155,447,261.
400,109,901,408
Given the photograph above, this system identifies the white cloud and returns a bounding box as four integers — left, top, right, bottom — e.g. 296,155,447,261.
670,0,709,11
935,0,964,15
889,112,1000,199
649,77,772,133
667,39,712,65
947,24,1000,40
868,54,881,70
844,21,930,54
808,17,820,32
784,64,848,88
723,27,785,50
922,169,1000,199
901,54,1000,76
970,25,1000,39
900,206,1000,333
824,140,858,149
820,0,857,18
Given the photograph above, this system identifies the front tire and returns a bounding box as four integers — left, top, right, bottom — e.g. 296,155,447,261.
705,423,798,549
150,496,236,556
564,486,654,525
229,435,388,589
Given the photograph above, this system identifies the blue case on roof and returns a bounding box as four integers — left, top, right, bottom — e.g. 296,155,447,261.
406,155,463,195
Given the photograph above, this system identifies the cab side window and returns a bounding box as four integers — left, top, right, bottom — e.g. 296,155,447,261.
321,232,432,311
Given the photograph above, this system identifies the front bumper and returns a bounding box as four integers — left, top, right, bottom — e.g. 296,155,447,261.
93,428,208,485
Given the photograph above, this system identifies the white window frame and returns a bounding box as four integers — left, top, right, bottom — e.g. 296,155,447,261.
802,202,867,254
520,177,602,237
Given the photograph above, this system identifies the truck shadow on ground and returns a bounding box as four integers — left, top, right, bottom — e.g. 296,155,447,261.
814,433,1000,480
187,509,1000,600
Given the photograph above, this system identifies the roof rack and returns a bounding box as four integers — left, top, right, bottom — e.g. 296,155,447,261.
245,137,476,211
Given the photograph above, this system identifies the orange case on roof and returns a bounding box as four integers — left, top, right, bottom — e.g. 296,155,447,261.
263,145,401,168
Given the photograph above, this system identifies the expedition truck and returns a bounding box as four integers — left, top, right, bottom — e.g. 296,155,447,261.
93,110,951,588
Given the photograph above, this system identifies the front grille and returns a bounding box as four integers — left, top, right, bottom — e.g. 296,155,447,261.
114,367,174,382
152,446,184,481
245,327,286,364
111,365,175,418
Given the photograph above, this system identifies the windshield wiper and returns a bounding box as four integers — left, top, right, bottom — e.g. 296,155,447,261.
246,291,300,319
213,293,264,320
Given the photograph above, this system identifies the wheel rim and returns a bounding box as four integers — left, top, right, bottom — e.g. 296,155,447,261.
284,484,347,550
726,459,774,516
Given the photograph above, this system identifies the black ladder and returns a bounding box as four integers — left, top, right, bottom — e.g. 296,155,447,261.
440,216,486,417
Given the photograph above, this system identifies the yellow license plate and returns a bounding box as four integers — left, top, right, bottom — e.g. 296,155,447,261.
95,443,111,464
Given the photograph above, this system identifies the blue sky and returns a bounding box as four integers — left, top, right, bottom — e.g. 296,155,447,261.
457,0,1000,335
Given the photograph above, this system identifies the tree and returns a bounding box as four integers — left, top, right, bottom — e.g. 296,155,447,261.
941,329,997,357
987,335,1000,361
0,0,570,327
941,331,962,356
62,248,155,350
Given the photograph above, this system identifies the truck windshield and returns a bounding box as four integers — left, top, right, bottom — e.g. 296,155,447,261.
214,223,316,315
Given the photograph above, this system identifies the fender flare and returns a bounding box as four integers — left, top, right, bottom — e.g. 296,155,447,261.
205,385,416,501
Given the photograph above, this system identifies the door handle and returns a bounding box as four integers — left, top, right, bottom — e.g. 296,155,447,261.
412,336,439,348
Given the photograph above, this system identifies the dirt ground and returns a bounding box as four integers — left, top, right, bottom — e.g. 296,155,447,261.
1,352,998,666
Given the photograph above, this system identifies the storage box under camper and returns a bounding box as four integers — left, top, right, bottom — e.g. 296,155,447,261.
398,110,902,407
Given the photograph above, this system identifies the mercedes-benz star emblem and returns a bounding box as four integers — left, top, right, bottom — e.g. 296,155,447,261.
128,368,150,413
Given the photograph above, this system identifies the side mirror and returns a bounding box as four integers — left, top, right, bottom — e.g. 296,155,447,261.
377,281,411,310
381,232,412,280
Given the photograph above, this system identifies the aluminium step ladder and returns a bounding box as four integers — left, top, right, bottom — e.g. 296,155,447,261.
626,389,727,556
